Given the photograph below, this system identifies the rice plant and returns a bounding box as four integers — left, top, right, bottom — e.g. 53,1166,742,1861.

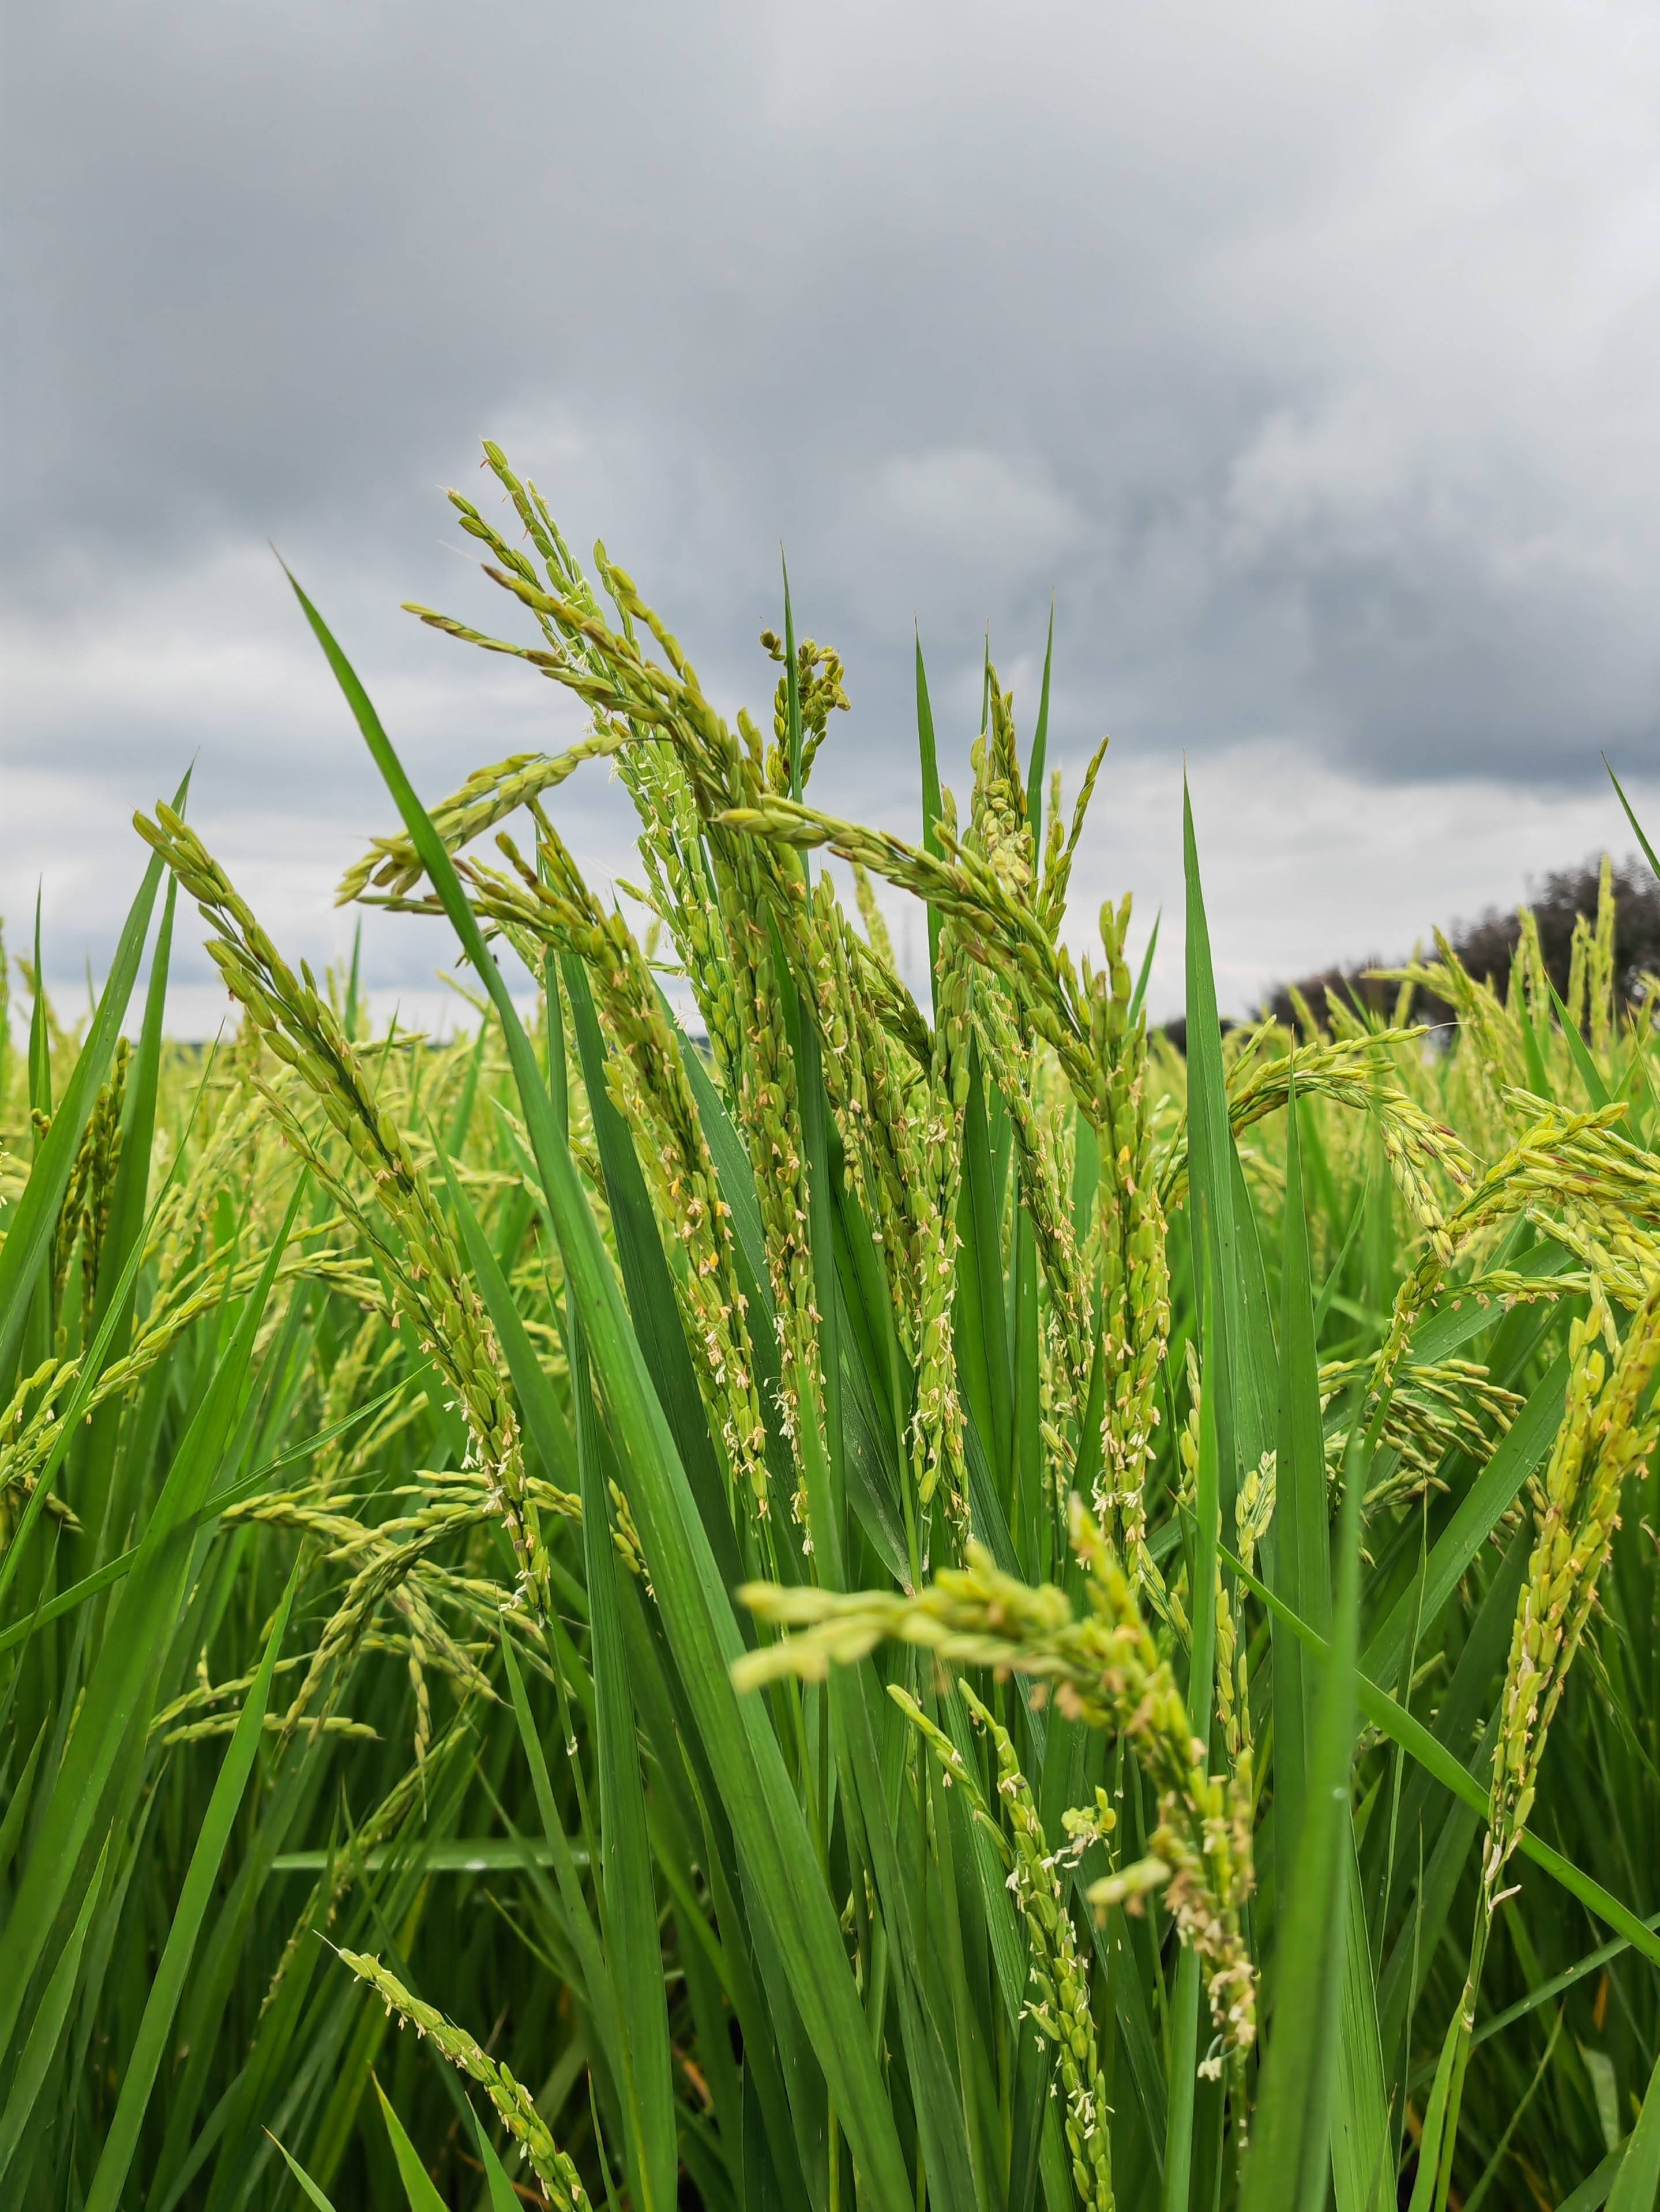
2,442,1659,2209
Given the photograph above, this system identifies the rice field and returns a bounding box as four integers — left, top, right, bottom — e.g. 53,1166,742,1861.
2,443,1658,2210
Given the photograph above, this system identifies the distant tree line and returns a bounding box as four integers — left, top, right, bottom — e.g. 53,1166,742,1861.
1160,855,1660,1051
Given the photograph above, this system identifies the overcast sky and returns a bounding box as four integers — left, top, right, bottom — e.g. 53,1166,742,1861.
6,0,1660,1026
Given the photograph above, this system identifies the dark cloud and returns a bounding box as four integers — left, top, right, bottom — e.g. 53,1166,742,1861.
7,0,1660,1013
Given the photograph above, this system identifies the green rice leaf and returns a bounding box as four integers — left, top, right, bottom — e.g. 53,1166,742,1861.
373,2079,450,2212
1242,1439,1364,2212
0,1186,301,2074
916,628,944,977
1362,1347,1571,1686
0,1839,107,2178
1026,599,1054,842
82,1560,303,2212
470,2102,524,2212
1544,973,1614,1110
0,813,170,1386
430,1134,577,1490
265,2134,342,2212
1272,1083,1324,1864
572,1296,678,2212
1231,1547,1660,1973
1605,758,1660,886
1606,2044,1660,2212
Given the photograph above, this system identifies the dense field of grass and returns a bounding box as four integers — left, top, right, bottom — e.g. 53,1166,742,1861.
2,446,1659,2210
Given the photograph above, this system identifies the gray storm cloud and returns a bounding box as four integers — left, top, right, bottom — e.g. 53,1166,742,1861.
5,0,1660,1013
